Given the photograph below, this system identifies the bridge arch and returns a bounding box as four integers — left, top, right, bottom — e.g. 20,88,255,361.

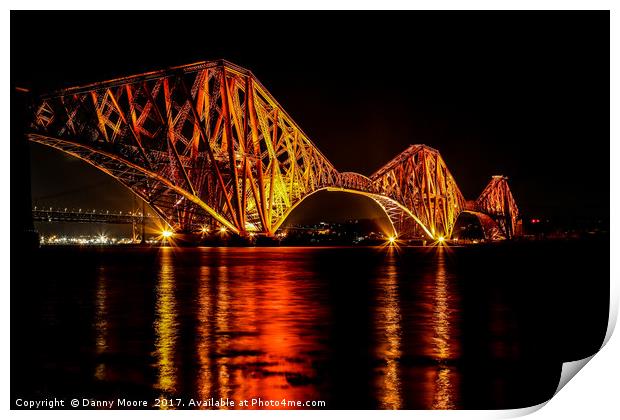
270,187,397,237
28,134,240,234
272,184,436,240
453,210,506,241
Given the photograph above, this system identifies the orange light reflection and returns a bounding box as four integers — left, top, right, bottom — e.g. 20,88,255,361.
193,249,328,409
94,266,108,381
429,247,460,409
154,247,178,408
375,247,403,409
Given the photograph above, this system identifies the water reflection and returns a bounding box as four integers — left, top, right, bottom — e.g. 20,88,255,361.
196,263,213,404
95,247,463,409
20,244,592,410
428,247,460,409
94,266,108,381
375,248,403,409
154,247,178,401
192,249,329,408
214,264,232,407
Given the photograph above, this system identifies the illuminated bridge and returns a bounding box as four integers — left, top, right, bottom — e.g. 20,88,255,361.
26,59,518,240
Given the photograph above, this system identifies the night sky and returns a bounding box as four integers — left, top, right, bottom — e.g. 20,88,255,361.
11,11,610,227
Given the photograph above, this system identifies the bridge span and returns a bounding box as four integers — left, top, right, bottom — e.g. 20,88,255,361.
26,59,518,240
31,207,156,225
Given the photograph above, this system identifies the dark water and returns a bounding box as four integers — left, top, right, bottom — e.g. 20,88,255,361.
12,240,608,409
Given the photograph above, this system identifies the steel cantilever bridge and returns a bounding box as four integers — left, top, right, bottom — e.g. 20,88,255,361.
27,59,519,241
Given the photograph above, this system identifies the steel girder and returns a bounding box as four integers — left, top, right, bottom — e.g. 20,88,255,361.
27,59,518,240
367,145,466,239
474,176,519,239
28,60,339,235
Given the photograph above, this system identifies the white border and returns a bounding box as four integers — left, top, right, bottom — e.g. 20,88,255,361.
3,2,617,420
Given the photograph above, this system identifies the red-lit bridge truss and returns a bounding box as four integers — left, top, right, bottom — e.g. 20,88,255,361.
27,60,519,240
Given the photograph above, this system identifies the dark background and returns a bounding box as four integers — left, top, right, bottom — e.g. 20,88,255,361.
11,10,610,228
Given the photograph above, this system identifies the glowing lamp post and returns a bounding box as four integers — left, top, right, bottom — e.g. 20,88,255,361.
161,229,174,244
